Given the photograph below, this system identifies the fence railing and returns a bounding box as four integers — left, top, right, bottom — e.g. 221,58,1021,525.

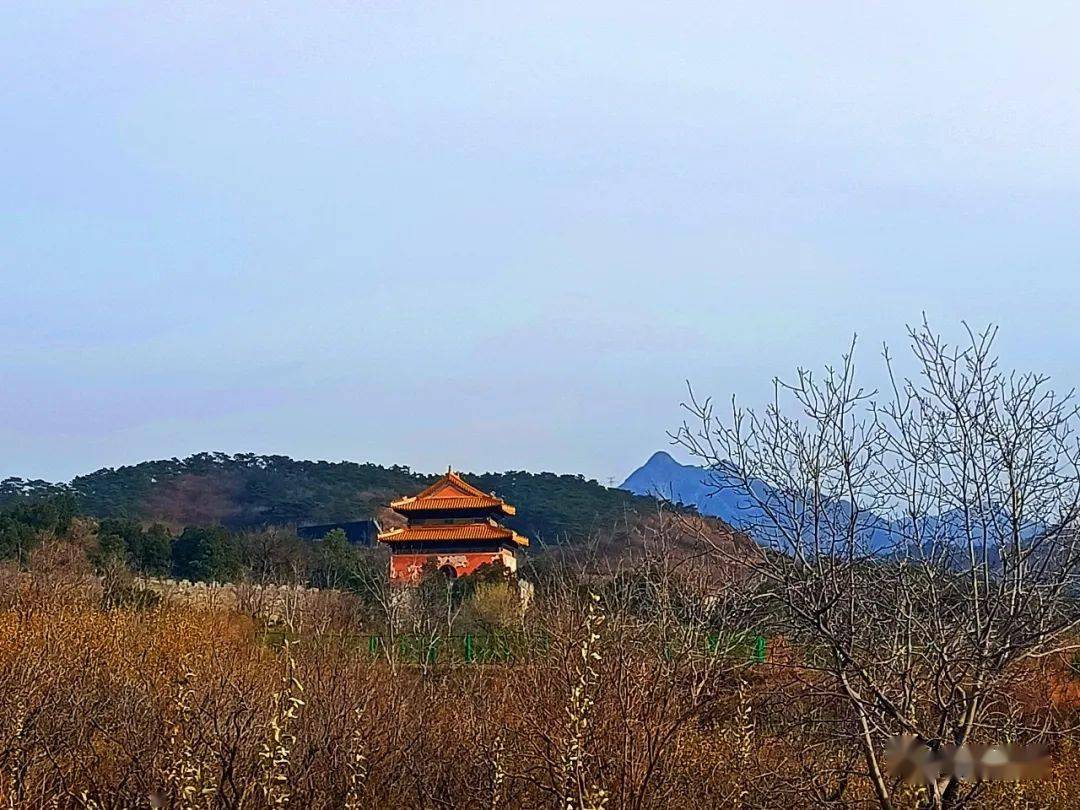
362,631,767,665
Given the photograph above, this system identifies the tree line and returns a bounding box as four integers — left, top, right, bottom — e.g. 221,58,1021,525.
0,502,374,589
1,454,665,543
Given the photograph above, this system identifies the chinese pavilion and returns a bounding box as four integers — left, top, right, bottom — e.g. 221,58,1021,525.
378,469,529,584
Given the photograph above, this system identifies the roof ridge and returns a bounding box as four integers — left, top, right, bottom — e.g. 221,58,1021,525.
402,470,500,503
441,470,494,499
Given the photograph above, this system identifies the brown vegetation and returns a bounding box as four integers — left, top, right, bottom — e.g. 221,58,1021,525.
0,533,1077,810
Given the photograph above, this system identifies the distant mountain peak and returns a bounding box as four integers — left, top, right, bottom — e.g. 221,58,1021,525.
620,451,711,506
620,451,769,530
620,451,894,552
644,450,680,466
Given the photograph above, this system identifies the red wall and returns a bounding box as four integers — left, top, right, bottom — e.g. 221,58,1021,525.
389,549,517,584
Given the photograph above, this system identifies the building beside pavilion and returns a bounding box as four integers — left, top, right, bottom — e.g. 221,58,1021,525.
377,469,529,584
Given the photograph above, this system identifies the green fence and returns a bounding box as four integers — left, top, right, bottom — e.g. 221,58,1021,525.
706,631,767,663
364,631,766,665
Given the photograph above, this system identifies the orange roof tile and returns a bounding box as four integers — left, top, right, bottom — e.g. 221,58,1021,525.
390,470,515,515
394,496,514,513
379,522,529,547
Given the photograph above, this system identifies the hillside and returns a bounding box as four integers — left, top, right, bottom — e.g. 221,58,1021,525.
0,452,678,545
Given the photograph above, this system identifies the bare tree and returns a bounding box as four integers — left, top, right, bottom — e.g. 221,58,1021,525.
674,321,1080,809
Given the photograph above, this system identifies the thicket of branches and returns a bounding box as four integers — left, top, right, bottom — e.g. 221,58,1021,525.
675,321,1080,809
0,518,1077,809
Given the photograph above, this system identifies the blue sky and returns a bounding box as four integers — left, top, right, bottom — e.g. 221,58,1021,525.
2,3,1079,484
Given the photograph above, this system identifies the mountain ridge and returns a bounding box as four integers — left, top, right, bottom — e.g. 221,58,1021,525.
620,450,772,527
0,451,697,545
619,451,1035,557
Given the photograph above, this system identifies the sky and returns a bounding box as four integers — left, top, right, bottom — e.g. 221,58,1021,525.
2,2,1080,485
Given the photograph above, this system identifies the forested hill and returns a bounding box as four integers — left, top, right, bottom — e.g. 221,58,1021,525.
0,453,668,544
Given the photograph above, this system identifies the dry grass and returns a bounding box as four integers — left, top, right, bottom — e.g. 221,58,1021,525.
0,557,1076,809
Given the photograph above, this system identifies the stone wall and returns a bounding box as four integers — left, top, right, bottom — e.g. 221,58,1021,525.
137,578,355,628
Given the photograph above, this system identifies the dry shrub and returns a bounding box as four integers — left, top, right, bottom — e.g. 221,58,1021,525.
466,581,522,631
0,564,1076,809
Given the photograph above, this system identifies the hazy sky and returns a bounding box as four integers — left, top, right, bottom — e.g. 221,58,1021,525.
3,3,1080,484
